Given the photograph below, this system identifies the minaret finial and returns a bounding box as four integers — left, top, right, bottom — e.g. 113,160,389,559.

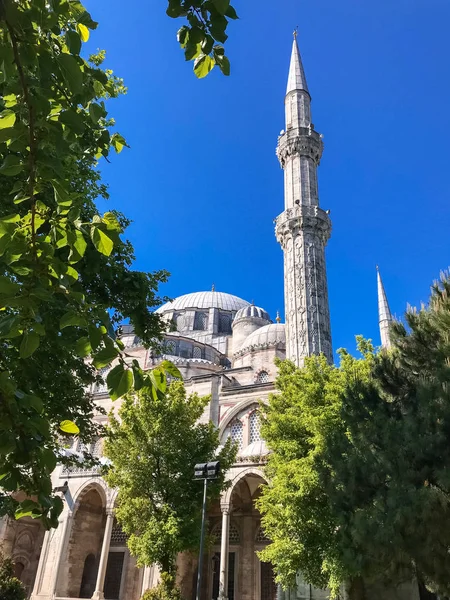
293,26,298,40
211,283,215,292
377,267,392,349
276,311,281,323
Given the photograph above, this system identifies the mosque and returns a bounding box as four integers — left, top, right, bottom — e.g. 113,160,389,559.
0,34,423,600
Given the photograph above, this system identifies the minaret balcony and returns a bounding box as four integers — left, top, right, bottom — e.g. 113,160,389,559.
275,205,331,246
276,126,323,167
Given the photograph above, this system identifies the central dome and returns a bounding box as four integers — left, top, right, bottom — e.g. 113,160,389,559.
156,291,250,314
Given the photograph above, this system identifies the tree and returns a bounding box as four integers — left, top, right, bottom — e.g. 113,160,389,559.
104,366,236,588
165,0,238,78
257,274,450,599
0,0,168,526
0,548,26,600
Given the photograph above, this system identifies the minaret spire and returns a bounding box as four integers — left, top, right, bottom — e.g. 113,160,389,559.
286,31,309,96
276,36,332,366
377,266,392,349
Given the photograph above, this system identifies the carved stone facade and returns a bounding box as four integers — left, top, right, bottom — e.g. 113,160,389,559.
276,38,332,366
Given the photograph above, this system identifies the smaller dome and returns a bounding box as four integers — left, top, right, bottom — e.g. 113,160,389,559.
233,305,271,323
237,323,286,355
240,440,270,459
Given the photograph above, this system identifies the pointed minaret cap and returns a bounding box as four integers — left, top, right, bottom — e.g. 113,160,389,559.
377,266,392,348
286,30,309,96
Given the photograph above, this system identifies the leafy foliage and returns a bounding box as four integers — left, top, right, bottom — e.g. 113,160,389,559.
167,0,237,77
141,574,184,600
104,372,236,581
258,274,450,599
0,549,26,600
0,0,168,526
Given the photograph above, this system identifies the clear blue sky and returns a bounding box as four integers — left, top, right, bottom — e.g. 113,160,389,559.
85,0,450,358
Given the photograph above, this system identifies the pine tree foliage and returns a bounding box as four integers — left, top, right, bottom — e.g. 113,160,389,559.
258,274,450,599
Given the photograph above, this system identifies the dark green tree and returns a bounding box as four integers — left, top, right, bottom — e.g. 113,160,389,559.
0,549,26,600
258,274,450,600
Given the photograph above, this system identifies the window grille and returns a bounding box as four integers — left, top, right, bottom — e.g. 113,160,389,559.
256,370,269,384
193,346,202,359
110,520,127,546
255,526,270,543
94,367,109,394
211,523,240,544
173,313,184,331
194,311,208,331
230,420,243,449
165,340,177,355
249,411,261,444
218,313,232,334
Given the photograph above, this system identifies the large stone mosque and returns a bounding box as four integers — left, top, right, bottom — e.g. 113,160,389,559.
0,35,423,600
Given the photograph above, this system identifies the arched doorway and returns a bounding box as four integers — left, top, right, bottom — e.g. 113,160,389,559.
57,486,105,598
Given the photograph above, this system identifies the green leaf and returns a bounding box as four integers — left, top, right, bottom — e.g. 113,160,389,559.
91,226,113,256
177,26,189,47
88,325,103,350
60,420,80,434
194,54,215,79
75,336,92,357
160,360,182,380
89,102,104,123
0,275,20,295
0,155,23,176
106,364,133,400
65,29,81,55
57,53,83,95
0,109,16,129
52,180,72,206
214,52,230,76
151,368,167,394
102,212,121,231
68,229,87,263
40,448,57,472
20,331,40,358
111,133,128,153
60,311,87,329
76,22,90,42
132,361,145,391
212,0,230,16
59,109,85,134
0,314,20,338
225,5,239,19
92,346,119,369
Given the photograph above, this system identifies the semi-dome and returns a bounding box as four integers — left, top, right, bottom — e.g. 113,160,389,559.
233,305,271,323
240,440,270,459
237,323,286,355
156,291,250,314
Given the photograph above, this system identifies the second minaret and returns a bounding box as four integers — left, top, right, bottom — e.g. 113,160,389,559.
276,35,333,365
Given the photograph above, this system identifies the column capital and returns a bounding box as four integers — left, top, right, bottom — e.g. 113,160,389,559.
106,508,115,517
220,503,231,514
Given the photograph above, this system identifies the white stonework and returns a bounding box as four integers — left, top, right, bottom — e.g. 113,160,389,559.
276,38,333,366
3,36,415,600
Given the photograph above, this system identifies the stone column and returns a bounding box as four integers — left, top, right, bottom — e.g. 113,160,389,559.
51,509,73,597
218,505,230,600
91,509,114,600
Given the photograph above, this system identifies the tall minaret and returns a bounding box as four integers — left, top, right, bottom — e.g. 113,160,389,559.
377,266,392,348
275,33,333,365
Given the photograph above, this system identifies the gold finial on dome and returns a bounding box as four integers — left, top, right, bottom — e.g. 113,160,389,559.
276,311,281,323
211,283,215,292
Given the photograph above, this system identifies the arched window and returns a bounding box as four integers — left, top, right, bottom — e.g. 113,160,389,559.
256,370,269,384
193,346,202,359
13,561,25,580
218,313,232,334
164,340,177,355
79,554,97,598
230,419,243,449
249,411,261,444
211,522,240,544
194,311,208,331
